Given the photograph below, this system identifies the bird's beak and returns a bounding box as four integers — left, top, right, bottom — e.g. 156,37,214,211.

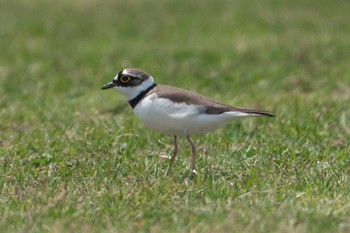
101,82,116,90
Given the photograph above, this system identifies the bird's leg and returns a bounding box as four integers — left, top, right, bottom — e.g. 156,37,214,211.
184,133,197,176
165,135,178,176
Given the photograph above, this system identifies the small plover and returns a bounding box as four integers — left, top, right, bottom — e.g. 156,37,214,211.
102,68,274,176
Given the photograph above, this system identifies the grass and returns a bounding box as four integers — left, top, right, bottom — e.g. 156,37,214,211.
1,0,350,232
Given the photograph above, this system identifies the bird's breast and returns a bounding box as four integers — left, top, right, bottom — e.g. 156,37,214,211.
133,94,204,134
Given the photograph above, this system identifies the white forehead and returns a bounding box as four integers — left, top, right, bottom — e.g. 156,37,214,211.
114,68,154,82
122,69,132,75
113,69,129,80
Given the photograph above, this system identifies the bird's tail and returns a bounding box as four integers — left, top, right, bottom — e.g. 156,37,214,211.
235,107,275,117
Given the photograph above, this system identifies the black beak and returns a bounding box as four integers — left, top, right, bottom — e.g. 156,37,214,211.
101,82,116,90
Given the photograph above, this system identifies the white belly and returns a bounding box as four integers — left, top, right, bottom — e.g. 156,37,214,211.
133,94,250,135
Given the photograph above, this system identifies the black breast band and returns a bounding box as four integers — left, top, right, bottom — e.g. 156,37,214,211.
128,84,157,108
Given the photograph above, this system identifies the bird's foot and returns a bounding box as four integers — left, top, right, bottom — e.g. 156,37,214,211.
189,169,197,179
164,169,171,177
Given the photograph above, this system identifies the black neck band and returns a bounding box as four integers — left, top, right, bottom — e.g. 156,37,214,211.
128,83,157,108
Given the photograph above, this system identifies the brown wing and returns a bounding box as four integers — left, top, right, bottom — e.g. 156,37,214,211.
150,85,275,117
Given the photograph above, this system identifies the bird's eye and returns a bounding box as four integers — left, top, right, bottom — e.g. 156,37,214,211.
120,75,131,83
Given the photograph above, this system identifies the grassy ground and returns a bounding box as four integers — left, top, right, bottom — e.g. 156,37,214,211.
1,0,350,232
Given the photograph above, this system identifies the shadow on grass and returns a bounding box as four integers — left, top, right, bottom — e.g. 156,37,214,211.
100,103,129,115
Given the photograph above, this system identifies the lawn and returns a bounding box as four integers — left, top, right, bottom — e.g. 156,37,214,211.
1,0,350,232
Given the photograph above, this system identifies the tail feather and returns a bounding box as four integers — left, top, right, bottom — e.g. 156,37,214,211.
234,107,275,117
247,110,275,117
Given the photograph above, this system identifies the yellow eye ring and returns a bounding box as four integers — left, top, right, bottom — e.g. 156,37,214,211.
120,75,131,83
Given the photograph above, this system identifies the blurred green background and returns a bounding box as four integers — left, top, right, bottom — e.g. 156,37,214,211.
1,0,350,232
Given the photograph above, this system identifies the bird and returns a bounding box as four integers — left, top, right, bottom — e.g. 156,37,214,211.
101,68,275,176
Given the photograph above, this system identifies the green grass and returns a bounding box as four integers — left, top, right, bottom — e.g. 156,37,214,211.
1,0,350,232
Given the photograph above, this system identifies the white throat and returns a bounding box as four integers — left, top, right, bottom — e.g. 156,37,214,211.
113,76,155,101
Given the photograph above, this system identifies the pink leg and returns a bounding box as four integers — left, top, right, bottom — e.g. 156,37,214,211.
165,135,178,176
184,133,197,174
